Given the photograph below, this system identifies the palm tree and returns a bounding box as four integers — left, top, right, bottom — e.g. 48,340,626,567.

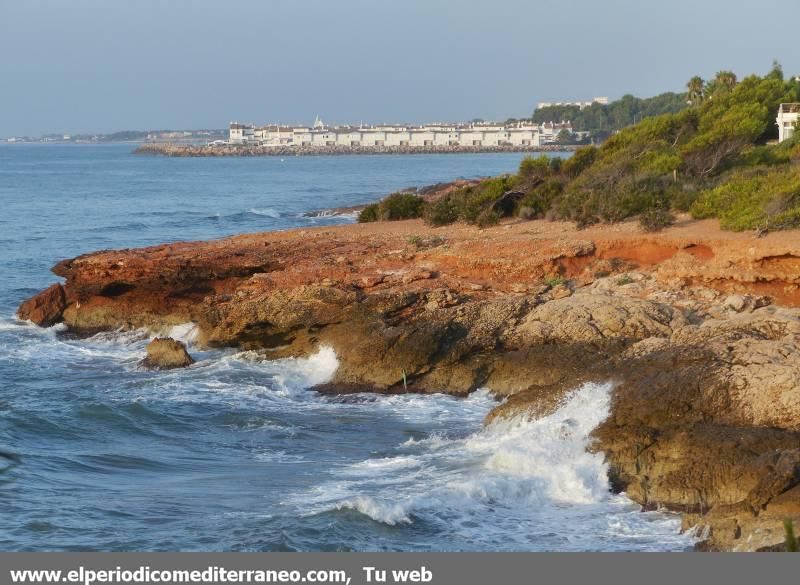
711,70,738,95
686,76,705,106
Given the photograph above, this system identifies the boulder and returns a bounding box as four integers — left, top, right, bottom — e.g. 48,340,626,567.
17,283,66,327
140,337,195,369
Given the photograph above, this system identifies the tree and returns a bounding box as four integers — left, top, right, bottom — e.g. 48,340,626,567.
707,70,738,97
556,129,573,144
687,76,705,106
767,59,784,81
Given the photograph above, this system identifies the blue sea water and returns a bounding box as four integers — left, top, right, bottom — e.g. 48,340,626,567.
0,144,693,551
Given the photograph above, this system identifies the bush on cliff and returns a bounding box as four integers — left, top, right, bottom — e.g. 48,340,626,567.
691,166,800,231
423,176,515,226
358,192,425,223
358,204,380,223
639,203,676,232
368,65,800,232
424,196,459,226
537,65,800,230
517,180,564,218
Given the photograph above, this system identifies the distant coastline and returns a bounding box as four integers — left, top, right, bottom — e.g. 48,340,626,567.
133,143,577,157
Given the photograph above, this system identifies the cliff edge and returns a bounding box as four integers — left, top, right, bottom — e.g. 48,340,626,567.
18,215,800,550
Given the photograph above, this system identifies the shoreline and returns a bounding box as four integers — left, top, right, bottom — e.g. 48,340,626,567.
18,212,800,552
133,143,578,157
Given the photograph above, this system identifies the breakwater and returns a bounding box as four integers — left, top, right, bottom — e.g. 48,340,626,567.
134,143,578,157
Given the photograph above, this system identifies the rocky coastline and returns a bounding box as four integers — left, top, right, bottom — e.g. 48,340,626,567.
18,213,800,551
133,143,577,157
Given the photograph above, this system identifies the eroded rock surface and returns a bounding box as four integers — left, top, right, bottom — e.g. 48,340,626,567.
17,216,800,550
139,337,195,369
17,283,66,327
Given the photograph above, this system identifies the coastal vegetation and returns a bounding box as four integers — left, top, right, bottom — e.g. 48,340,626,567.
358,192,425,222
359,65,800,233
530,91,688,142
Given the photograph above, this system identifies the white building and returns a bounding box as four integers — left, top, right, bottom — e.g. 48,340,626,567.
227,119,560,149
507,124,541,146
229,122,255,144
777,103,800,143
537,97,609,110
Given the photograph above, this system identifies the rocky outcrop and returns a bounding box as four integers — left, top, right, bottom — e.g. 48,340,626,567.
139,337,195,369
17,283,66,326
17,216,800,550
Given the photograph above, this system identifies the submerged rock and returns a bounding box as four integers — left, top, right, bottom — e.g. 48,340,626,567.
17,283,66,327
139,337,195,370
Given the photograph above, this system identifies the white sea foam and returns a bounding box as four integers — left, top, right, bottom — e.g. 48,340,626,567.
336,496,412,525
292,382,694,551
267,345,340,391
164,322,200,346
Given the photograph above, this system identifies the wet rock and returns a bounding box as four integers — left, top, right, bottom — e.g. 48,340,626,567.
17,283,66,327
139,337,195,369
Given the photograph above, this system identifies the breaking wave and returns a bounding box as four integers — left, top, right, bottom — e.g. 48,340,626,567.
293,382,694,551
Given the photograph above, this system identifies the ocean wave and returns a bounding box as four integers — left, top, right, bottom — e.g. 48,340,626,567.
164,322,200,346
336,496,412,525
291,382,693,550
301,210,359,224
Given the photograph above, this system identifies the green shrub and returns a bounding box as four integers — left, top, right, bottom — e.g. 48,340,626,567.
358,203,380,223
518,180,563,218
669,184,702,212
561,146,597,178
379,192,425,220
736,144,791,168
476,208,500,228
424,176,514,226
518,156,552,182
639,205,675,232
691,166,800,230
358,193,424,223
424,196,459,226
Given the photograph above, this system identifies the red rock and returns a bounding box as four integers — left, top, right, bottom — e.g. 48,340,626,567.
17,283,66,327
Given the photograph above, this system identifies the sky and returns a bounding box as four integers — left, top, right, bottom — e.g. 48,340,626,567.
1,0,798,137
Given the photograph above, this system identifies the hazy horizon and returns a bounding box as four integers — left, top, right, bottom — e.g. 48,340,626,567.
1,0,798,137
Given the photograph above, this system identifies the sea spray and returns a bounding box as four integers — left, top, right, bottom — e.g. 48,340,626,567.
295,382,693,551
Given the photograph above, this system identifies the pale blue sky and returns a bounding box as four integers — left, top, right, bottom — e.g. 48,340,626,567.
1,0,797,136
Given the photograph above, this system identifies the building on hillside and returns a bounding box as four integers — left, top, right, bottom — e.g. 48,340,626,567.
777,103,800,143
537,97,609,110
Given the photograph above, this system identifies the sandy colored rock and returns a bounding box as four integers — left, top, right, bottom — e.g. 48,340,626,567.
139,337,195,369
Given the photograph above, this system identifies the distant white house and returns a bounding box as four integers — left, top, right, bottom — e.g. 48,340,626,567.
777,103,800,143
229,122,255,144
537,97,609,110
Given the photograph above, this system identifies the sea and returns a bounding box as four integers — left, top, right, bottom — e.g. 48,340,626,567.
0,144,694,551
